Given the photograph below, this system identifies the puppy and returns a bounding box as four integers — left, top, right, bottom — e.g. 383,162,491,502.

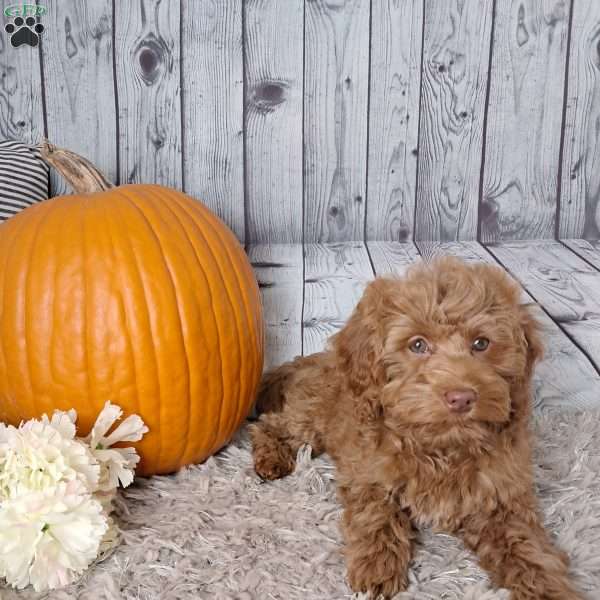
250,257,583,599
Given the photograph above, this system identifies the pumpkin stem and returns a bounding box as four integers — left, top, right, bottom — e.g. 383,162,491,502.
37,139,115,194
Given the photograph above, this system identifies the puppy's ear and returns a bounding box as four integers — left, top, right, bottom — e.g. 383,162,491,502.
332,278,396,421
519,304,544,378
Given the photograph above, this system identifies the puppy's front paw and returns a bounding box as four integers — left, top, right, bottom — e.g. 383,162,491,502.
249,423,296,480
252,442,295,480
347,552,408,599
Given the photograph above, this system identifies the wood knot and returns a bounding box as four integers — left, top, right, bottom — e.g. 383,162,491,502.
250,80,288,114
151,136,164,150
396,225,410,242
516,4,529,47
64,16,77,59
135,38,165,84
480,198,499,222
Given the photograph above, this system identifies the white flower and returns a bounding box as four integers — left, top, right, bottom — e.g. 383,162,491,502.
0,480,107,591
0,416,99,501
85,401,148,491
0,402,147,591
41,408,78,439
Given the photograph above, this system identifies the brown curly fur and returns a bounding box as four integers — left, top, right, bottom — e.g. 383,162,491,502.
249,257,582,599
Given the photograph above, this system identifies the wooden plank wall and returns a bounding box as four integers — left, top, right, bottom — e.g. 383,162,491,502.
1,0,600,244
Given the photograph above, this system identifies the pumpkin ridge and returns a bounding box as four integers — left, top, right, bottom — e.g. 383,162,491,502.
0,222,13,413
169,193,249,446
49,203,72,413
0,213,31,421
156,191,232,458
81,198,96,420
24,202,59,418
124,188,196,470
182,196,249,450
178,196,262,435
111,188,165,474
99,193,142,423
190,203,257,439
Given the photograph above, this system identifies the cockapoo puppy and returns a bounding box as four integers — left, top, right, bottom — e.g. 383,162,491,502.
250,257,581,599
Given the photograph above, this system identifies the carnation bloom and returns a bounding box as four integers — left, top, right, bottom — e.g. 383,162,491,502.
85,401,149,491
0,402,147,591
0,415,99,501
0,480,107,591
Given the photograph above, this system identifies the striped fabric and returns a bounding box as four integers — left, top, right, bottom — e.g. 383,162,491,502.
0,140,49,221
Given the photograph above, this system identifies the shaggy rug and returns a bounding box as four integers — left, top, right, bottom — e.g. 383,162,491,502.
2,411,600,600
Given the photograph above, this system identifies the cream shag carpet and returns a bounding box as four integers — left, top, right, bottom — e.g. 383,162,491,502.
3,411,600,600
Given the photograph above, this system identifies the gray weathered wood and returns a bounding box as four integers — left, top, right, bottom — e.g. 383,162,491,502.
41,0,117,196
367,241,421,276
415,0,493,241
561,239,600,269
0,0,44,143
244,0,303,244
418,240,496,265
558,0,600,239
480,1,570,242
10,0,600,252
303,242,374,355
182,0,244,240
487,241,600,322
248,244,303,371
366,0,422,242
420,241,600,410
304,0,370,242
487,241,600,378
114,0,181,187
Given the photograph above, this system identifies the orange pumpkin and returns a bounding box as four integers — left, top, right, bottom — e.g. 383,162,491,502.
0,142,264,475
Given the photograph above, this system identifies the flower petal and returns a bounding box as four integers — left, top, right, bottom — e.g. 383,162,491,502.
86,401,122,444
91,447,139,490
43,409,77,440
103,415,149,446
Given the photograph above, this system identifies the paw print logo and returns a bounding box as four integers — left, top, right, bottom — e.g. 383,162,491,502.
4,16,44,47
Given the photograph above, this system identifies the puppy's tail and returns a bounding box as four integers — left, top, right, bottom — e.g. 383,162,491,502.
255,354,320,415
255,359,299,415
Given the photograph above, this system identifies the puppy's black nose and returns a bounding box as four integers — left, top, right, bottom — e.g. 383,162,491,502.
444,389,476,413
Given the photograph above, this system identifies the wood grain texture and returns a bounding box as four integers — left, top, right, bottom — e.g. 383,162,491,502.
487,240,600,374
247,244,303,371
415,0,493,242
417,240,497,265
366,0,422,242
114,0,181,187
480,0,570,242
303,242,374,355
487,241,600,321
367,241,421,276
244,0,303,244
421,241,600,409
304,0,370,242
558,0,600,239
0,0,44,143
182,0,244,240
41,0,117,196
561,238,600,269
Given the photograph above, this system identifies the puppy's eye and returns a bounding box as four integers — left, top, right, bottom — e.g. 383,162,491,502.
472,337,490,352
409,337,429,354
